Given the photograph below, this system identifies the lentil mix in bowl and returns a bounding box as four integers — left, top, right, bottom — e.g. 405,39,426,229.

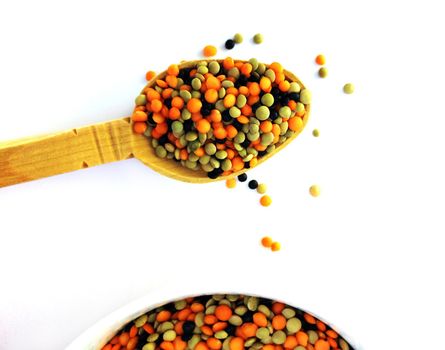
101,294,353,350
132,58,311,179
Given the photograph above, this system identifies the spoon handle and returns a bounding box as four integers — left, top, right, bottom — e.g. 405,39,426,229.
0,117,146,188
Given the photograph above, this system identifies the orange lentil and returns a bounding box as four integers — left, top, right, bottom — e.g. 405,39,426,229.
194,147,205,157
231,157,244,171
132,110,148,122
275,72,285,84
240,323,257,338
161,341,174,350
129,326,137,338
223,57,235,70
259,77,271,91
316,320,326,332
155,122,168,135
288,100,297,110
206,76,221,90
284,336,298,349
213,127,227,139
156,79,168,88
315,54,326,65
203,45,217,57
327,338,337,348
237,115,249,124
151,99,163,113
205,89,219,103
169,107,181,120
304,313,316,324
215,304,232,321
157,310,172,322
325,330,338,339
102,345,112,350
223,94,236,108
143,323,155,334
288,117,303,132
133,122,147,134
174,338,187,350
296,331,309,346
239,86,249,95
226,149,235,159
235,61,243,69
204,314,218,325
272,302,285,314
279,80,290,92
191,303,204,313
145,70,156,81
212,322,227,332
262,345,274,350
195,342,210,350
171,96,184,109
248,82,261,96
207,338,222,350
201,325,214,336
146,89,161,102
210,109,222,122
127,338,138,350
226,87,239,96
111,344,121,350
249,157,258,168
269,62,283,73
192,112,203,122
260,120,273,133
261,237,273,248
247,95,260,105
272,315,286,330
226,125,238,139
162,88,173,99
271,242,281,252
229,337,244,350
167,64,179,76
314,339,330,350
152,113,164,124
255,144,267,152
119,333,130,346
240,63,253,76
187,98,202,113
253,312,268,327
196,119,211,133
166,75,178,88
175,321,184,335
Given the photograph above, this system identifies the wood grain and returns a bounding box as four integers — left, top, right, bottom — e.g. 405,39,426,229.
0,59,310,188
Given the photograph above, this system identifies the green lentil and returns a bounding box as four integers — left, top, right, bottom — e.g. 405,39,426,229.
227,314,242,326
339,339,350,350
185,160,197,169
218,87,226,99
234,33,243,43
253,33,263,44
151,138,159,148
159,321,174,332
256,327,270,340
343,83,355,94
264,69,276,82
249,58,259,70
250,343,263,350
255,106,270,121
135,94,147,106
261,93,274,107
234,305,247,316
234,132,245,144
155,145,167,158
222,80,234,88
197,65,208,75
286,317,302,333
199,155,211,165
191,90,201,99
288,82,301,93
229,106,241,118
195,73,205,82
294,347,306,350
201,163,214,172
191,78,202,90
256,63,266,75
221,159,232,171
134,314,148,328
312,128,320,137
300,89,312,104
244,338,256,347
295,102,305,114
271,331,286,345
249,124,259,133
256,183,267,194
308,330,319,344
165,143,175,153
142,343,156,350
188,335,200,350
195,312,205,327
242,124,250,134
228,68,240,79
260,336,272,345
215,150,228,160
280,121,288,135
147,333,159,342
172,121,183,134
215,330,229,339
281,308,296,319
179,90,192,102
205,305,217,315
198,133,207,144
246,296,259,311
249,117,260,125
215,100,226,112
260,132,274,146
236,94,247,108
163,330,176,341
208,61,220,75
279,106,292,118
247,132,260,142
318,67,328,78
222,337,232,350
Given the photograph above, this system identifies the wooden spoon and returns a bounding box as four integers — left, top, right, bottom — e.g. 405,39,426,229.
0,60,310,188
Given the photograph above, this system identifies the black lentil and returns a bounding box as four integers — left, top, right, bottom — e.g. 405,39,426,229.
248,180,258,189
237,173,248,182
225,39,235,50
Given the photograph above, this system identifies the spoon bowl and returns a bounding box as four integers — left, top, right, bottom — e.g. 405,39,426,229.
0,60,309,188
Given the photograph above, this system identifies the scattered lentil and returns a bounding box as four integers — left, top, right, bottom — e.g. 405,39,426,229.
260,195,272,207
203,45,217,57
343,83,355,94
312,129,320,137
271,242,281,251
261,236,273,248
315,54,326,65
226,178,236,189
256,183,267,194
318,67,328,78
233,33,243,44
225,39,235,50
237,173,247,182
248,180,258,189
145,70,156,81
253,34,263,44
309,184,320,197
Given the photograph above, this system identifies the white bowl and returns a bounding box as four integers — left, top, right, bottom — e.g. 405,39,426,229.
66,289,359,350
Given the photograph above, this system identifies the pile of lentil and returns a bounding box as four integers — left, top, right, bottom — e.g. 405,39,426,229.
101,294,353,350
132,58,311,179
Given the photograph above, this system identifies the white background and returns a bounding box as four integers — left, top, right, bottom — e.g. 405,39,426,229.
1,0,444,349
